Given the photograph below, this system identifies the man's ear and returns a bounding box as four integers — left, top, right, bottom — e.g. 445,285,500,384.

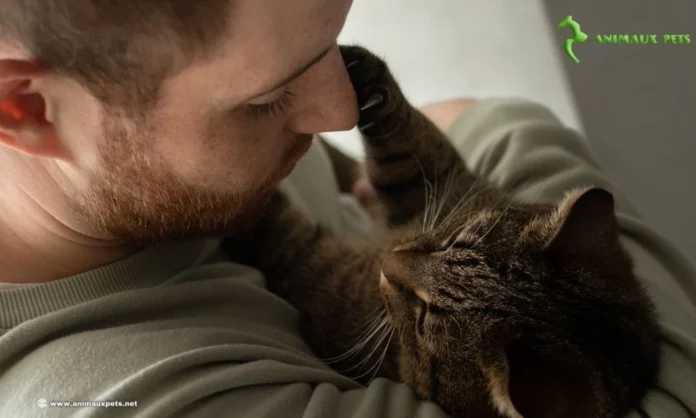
479,335,603,418
0,58,69,160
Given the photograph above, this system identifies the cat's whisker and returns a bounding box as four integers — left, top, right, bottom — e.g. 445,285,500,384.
353,324,395,382
435,195,477,235
429,159,441,233
366,327,395,385
341,319,393,375
467,186,511,238
430,161,457,232
339,315,389,360
473,197,515,248
442,170,461,221
411,154,435,233
358,307,387,333
502,176,529,203
355,311,388,341
323,311,388,363
436,177,484,232
424,182,434,233
424,182,437,234
489,177,527,213
429,169,456,232
354,311,388,344
472,179,531,248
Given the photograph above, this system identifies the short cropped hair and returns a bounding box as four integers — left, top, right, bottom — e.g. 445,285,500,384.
1,1,230,112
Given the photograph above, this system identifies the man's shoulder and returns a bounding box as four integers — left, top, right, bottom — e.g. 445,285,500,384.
0,265,359,416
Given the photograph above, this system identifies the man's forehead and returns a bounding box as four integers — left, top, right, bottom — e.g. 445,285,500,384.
245,46,333,101
160,0,348,106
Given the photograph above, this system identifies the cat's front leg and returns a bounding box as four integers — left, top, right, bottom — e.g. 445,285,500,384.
222,191,400,382
340,46,473,226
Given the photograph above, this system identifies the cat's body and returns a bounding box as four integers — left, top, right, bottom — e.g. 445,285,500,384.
223,46,660,418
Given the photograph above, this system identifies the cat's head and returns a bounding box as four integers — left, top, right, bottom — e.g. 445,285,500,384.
379,187,660,418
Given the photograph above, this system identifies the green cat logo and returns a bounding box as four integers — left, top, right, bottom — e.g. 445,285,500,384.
557,16,691,64
558,15,588,64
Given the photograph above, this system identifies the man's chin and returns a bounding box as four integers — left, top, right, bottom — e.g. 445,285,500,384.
83,185,278,246
84,136,315,246
182,188,277,241
216,188,276,236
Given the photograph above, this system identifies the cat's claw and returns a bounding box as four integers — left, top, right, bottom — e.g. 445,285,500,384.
346,60,362,69
359,121,378,131
360,94,384,111
340,45,400,137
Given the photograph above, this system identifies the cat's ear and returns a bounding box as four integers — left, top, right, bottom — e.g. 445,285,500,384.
479,336,601,418
544,187,618,255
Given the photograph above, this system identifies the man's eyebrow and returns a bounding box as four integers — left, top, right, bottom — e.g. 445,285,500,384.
247,46,333,100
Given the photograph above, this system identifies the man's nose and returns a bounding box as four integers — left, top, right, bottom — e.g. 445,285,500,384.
286,46,360,134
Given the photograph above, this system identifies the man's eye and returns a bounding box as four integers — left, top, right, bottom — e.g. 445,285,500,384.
246,90,296,119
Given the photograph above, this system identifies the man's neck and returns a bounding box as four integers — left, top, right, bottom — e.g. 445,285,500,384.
0,157,140,284
0,229,137,284
0,216,140,285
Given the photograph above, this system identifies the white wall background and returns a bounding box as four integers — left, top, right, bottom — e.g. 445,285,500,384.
324,0,583,158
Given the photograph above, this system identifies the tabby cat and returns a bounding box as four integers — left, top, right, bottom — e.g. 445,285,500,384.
223,46,660,418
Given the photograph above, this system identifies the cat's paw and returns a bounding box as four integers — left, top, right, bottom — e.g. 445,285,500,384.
340,45,402,137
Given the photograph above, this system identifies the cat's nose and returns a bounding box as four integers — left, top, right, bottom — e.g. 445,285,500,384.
381,250,432,303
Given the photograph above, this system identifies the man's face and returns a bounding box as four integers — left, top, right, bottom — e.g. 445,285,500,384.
64,0,358,243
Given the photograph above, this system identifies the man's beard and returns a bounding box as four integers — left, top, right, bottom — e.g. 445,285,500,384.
71,113,285,245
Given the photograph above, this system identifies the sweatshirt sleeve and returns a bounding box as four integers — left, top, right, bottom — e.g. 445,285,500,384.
445,98,696,418
0,260,451,418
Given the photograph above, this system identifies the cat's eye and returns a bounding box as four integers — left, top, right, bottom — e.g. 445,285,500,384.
427,304,448,315
445,236,473,251
442,226,473,250
450,240,472,250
